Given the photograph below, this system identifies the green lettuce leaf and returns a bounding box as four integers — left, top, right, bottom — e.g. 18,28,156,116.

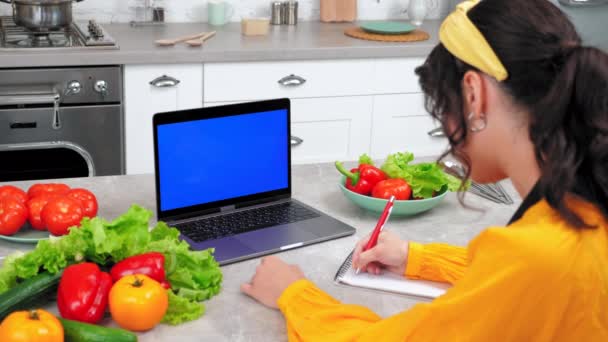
0,205,222,325
358,153,375,166
162,291,205,325
444,172,465,192
380,151,466,198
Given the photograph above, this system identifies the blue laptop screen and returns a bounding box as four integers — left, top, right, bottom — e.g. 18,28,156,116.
156,109,289,211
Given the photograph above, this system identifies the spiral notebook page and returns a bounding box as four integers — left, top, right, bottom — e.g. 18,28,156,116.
334,252,451,299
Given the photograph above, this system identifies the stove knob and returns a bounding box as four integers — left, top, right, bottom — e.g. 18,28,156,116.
88,23,99,36
64,80,82,96
94,80,108,97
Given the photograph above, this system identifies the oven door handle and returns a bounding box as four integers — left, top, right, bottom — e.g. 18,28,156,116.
0,91,62,130
0,92,60,106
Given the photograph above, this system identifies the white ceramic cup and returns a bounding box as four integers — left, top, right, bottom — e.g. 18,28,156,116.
208,0,234,26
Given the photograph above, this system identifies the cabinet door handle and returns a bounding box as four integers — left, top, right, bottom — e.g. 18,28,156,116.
278,74,307,87
149,75,181,88
290,135,304,146
427,127,445,138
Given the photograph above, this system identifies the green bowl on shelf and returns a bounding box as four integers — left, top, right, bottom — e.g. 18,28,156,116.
338,177,448,216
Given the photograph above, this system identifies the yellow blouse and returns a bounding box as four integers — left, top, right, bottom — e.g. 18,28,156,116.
277,199,608,341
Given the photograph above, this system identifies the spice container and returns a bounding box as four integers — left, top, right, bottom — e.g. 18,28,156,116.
271,1,283,25
282,1,298,25
321,0,357,22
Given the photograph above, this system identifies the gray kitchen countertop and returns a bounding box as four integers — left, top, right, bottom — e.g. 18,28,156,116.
0,21,440,68
0,161,520,341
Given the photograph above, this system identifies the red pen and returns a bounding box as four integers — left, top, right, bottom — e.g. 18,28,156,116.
356,195,395,274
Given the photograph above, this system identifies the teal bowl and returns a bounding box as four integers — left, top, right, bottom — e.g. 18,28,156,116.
338,177,448,216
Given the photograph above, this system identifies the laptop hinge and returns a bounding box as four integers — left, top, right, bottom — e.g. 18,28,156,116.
163,207,220,224
220,205,236,213
164,196,290,224
235,194,290,209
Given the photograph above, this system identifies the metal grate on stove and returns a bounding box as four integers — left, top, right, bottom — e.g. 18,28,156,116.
0,16,117,50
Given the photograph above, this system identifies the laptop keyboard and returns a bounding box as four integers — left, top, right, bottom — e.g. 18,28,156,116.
174,202,321,242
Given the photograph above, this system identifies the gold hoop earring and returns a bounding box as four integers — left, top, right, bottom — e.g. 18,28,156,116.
468,112,487,133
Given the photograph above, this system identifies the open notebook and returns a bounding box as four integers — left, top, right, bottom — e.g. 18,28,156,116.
334,251,451,299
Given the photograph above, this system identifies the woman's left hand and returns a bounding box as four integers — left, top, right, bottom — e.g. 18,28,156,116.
241,256,306,309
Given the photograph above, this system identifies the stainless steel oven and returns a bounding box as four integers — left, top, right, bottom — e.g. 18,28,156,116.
0,66,124,182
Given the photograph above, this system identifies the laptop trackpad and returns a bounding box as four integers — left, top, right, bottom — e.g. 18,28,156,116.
236,224,316,252
195,237,256,263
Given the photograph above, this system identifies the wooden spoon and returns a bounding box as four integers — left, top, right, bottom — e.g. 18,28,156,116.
155,32,210,46
185,31,217,47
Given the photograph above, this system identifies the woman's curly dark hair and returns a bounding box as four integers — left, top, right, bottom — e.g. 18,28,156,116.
415,0,608,228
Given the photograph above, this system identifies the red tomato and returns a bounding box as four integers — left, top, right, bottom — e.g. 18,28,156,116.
66,189,98,218
27,183,70,199
41,197,84,236
0,185,28,204
26,194,57,231
371,179,412,200
0,197,28,235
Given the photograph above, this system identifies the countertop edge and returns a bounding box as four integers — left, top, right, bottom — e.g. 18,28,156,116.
0,21,441,68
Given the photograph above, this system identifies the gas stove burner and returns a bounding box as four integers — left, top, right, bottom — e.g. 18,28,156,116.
0,16,117,51
13,32,71,48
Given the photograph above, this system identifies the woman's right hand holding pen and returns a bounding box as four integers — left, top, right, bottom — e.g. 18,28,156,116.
352,230,410,276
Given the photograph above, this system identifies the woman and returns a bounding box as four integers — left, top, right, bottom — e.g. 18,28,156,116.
241,0,608,340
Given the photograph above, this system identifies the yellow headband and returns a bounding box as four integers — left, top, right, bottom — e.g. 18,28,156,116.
439,0,509,81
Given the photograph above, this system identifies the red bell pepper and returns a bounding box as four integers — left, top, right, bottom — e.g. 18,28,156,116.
372,178,412,200
110,252,170,289
57,262,112,324
335,161,387,195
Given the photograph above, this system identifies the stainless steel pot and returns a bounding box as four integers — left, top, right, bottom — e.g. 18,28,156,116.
0,0,83,32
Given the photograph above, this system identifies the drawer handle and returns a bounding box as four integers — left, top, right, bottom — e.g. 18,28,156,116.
427,127,445,138
278,74,307,87
291,135,304,146
149,75,181,88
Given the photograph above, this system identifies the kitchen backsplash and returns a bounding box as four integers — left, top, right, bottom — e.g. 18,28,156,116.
0,0,451,23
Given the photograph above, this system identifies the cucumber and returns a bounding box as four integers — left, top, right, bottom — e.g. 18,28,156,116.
60,318,138,342
0,271,62,320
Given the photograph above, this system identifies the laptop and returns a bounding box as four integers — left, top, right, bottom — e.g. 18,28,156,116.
152,98,356,265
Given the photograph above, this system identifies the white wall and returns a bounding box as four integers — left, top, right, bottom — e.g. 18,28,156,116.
0,0,452,23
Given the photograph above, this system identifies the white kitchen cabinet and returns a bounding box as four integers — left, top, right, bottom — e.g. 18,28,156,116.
203,58,428,103
202,57,439,163
124,64,203,175
372,57,426,94
290,97,373,164
203,60,376,102
371,94,448,158
204,96,374,164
